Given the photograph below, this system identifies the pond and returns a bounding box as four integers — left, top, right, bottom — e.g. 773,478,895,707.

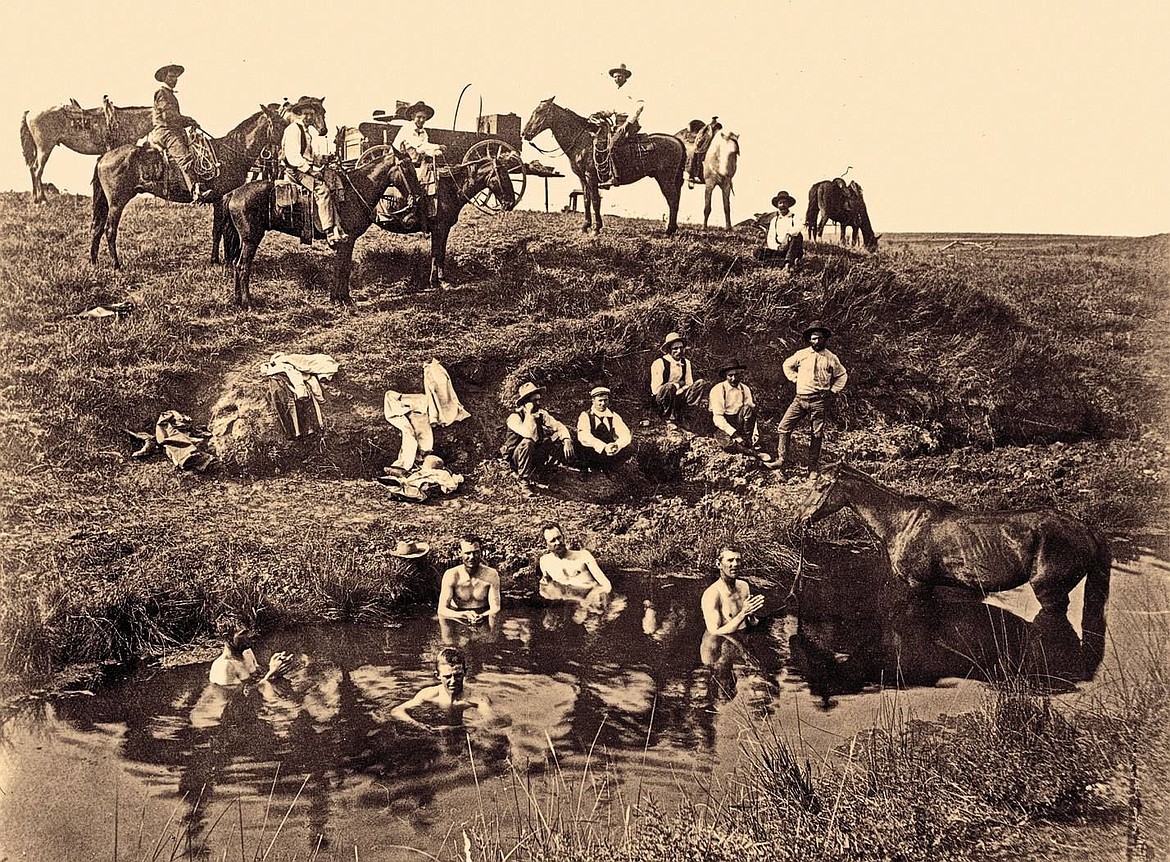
1,543,1166,861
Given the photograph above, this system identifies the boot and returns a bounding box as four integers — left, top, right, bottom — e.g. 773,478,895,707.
768,432,791,471
808,434,824,479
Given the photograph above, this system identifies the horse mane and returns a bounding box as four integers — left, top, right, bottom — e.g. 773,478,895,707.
836,463,957,510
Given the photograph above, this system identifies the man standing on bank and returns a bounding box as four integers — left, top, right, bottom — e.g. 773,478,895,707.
773,321,848,479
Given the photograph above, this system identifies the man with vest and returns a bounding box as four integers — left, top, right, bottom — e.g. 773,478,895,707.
708,358,761,457
282,98,348,247
773,321,848,479
148,64,211,203
649,332,707,423
575,386,632,471
500,382,575,490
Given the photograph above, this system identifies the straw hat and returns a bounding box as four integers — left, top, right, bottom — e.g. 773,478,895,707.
590,386,611,398
608,63,632,80
718,358,747,376
390,539,430,558
802,321,833,341
771,191,796,210
420,454,446,471
154,64,185,83
661,332,685,352
515,382,544,406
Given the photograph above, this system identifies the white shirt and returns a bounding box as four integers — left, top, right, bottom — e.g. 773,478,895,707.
767,212,802,250
396,124,443,158
649,355,694,394
281,119,315,171
576,408,632,453
783,347,848,396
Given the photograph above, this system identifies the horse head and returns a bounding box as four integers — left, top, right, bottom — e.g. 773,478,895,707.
483,155,518,211
522,98,556,141
797,463,849,525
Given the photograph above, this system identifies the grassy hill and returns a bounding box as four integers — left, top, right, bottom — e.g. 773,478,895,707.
0,190,1166,676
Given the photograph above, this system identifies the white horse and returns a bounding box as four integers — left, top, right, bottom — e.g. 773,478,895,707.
702,130,739,229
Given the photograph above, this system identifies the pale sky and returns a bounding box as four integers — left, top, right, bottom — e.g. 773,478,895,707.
3,0,1167,235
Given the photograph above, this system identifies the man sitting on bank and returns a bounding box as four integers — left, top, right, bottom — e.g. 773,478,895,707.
437,536,501,626
649,332,706,423
708,358,764,458
756,191,804,270
501,382,576,491
575,386,632,471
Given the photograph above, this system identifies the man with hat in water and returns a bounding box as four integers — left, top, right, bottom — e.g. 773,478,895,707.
575,386,633,471
756,191,804,270
396,101,445,211
708,358,762,456
773,321,848,479
649,332,706,423
282,97,348,246
500,382,575,490
148,64,212,203
591,63,643,188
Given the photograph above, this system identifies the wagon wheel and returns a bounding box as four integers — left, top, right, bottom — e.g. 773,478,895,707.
355,143,396,169
463,139,526,214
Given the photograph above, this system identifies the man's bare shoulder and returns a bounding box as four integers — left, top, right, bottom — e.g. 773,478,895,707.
479,565,502,584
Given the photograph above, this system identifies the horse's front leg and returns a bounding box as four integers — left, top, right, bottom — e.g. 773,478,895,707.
235,240,259,307
430,226,450,288
722,183,732,230
331,241,356,304
106,202,127,270
590,182,604,235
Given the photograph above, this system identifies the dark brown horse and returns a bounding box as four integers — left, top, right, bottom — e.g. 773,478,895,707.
798,463,1110,674
805,179,879,251
376,155,518,287
522,97,686,236
221,148,424,305
21,99,153,203
90,102,294,269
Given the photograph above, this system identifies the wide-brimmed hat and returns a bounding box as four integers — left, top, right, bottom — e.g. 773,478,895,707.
515,381,544,406
772,191,796,210
661,331,685,352
154,64,185,83
390,539,430,558
420,454,446,471
608,63,632,79
400,101,435,121
718,358,748,375
590,386,611,398
802,321,833,341
287,96,323,115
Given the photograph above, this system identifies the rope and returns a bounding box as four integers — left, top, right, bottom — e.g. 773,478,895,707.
188,130,219,180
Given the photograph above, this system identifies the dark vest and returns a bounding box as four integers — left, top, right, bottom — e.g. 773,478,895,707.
658,356,690,389
587,411,616,444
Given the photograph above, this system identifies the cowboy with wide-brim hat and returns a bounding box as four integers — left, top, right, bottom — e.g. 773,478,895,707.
155,64,185,83
515,382,544,407
771,191,796,210
661,331,686,353
802,321,833,341
608,63,633,80
399,101,435,122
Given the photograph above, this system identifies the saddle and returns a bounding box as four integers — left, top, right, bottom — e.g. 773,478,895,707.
135,129,218,195
272,179,316,244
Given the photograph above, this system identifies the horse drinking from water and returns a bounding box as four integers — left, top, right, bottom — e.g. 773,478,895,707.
798,463,1110,675
222,148,424,305
90,101,293,270
21,98,154,204
523,98,686,236
805,178,879,251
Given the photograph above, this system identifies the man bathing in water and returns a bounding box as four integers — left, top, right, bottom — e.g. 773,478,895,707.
208,617,295,686
701,547,765,635
538,521,612,607
391,647,494,731
438,536,502,625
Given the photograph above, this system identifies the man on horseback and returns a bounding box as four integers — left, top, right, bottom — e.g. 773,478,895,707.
772,322,848,479
148,64,212,202
591,63,643,189
396,101,445,214
281,97,348,247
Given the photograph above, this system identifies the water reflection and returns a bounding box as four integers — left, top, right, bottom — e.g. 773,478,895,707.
28,547,1099,856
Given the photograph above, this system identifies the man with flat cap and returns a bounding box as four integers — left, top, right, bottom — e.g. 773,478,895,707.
575,386,632,471
773,322,848,478
649,332,707,423
708,358,761,456
756,191,803,270
500,382,575,490
148,64,211,202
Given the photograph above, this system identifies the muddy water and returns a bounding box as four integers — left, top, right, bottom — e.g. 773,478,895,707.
1,544,1166,862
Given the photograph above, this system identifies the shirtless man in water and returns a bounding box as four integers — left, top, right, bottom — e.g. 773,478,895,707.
390,647,494,731
437,536,502,625
208,617,296,686
701,547,765,635
538,521,612,606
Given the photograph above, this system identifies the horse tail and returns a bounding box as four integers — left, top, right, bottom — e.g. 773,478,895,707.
1079,531,1111,676
804,187,818,234
20,111,35,168
91,161,108,231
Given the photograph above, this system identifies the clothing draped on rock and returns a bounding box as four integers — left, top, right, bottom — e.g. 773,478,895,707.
126,410,215,471
260,353,340,439
383,359,469,472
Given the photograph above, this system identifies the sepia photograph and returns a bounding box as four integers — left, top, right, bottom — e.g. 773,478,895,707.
0,1,1167,859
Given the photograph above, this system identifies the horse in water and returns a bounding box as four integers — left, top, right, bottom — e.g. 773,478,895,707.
798,463,1110,675
700,128,739,230
21,98,153,203
90,101,293,269
222,148,425,305
376,155,518,288
522,97,686,236
805,178,879,250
